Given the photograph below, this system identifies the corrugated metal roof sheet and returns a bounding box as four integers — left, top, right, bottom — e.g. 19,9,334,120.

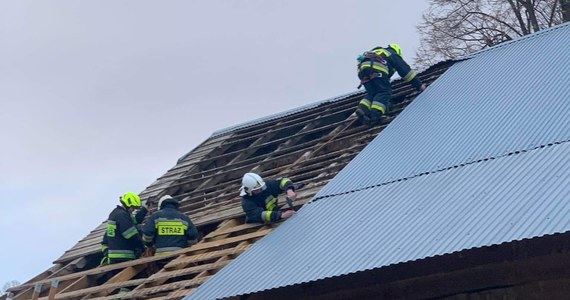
186,22,570,300
189,141,570,300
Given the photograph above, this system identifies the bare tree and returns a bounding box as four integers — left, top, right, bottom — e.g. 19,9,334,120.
415,0,566,69
1,281,20,296
562,0,570,21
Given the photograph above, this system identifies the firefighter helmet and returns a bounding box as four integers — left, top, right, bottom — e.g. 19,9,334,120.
158,195,179,209
388,43,403,57
240,173,266,196
120,192,141,208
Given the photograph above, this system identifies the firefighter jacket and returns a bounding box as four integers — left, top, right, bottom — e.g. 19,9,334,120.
142,203,198,254
357,47,423,90
241,178,294,224
104,205,143,261
101,206,147,249
133,206,150,232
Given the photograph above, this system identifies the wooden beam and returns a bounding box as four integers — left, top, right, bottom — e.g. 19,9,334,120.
164,245,250,271
31,283,42,300
47,279,59,300
203,223,266,241
87,265,146,298
58,275,90,294
147,260,231,283
117,276,211,299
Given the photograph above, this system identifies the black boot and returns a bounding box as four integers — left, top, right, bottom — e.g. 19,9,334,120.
355,105,372,125
368,109,384,127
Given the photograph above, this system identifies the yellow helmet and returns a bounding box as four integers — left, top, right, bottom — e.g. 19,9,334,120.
120,192,141,208
388,43,403,57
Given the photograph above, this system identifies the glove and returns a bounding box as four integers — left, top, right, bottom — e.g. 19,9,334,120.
135,247,145,258
143,246,156,257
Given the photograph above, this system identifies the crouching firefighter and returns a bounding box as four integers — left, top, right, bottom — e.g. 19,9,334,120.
101,192,144,265
142,195,199,255
240,172,297,224
355,43,426,126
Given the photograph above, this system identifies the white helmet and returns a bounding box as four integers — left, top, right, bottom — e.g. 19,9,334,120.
240,173,266,196
158,195,177,209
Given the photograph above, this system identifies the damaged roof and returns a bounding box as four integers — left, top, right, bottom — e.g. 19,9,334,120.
4,56,452,299
186,22,570,300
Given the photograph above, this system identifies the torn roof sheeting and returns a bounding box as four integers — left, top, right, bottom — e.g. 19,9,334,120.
186,22,570,300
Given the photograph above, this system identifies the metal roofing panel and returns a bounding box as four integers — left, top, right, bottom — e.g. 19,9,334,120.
187,141,570,300
316,22,570,198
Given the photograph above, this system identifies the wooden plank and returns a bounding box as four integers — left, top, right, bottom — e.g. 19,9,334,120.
165,287,196,299
163,219,244,269
141,223,258,291
163,246,249,270
227,99,355,141
146,260,230,282
172,126,348,194
31,283,42,300
189,126,281,193
174,115,350,202
53,279,147,300
47,279,59,300
57,275,90,295
203,223,266,240
13,287,34,300
174,135,333,205
163,242,248,299
185,117,348,179
125,276,211,299
186,228,271,252
88,265,146,298
104,265,145,285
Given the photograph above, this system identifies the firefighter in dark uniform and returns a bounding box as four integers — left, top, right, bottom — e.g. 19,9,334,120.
240,172,296,224
142,195,199,255
355,43,427,125
134,196,157,230
100,192,144,264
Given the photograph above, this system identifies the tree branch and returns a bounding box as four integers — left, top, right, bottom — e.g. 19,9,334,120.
507,0,530,34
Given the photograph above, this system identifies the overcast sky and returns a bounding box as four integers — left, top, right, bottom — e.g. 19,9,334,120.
0,0,429,287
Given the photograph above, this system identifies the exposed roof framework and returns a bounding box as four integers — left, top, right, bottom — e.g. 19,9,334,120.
4,61,453,300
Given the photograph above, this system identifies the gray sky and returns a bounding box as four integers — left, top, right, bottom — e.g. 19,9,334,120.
0,0,428,287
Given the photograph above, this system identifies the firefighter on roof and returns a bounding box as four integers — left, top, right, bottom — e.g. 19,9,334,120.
240,172,296,224
356,43,427,125
100,192,144,264
142,195,199,255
